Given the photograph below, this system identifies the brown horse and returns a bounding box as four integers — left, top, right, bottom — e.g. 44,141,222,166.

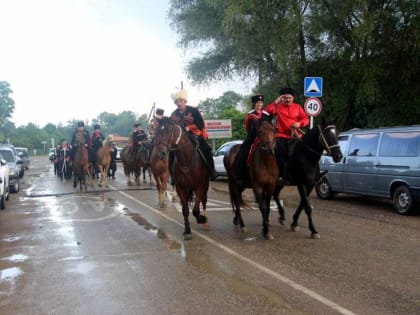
120,145,141,185
73,130,89,191
154,117,209,239
150,139,178,208
224,119,278,239
95,135,113,187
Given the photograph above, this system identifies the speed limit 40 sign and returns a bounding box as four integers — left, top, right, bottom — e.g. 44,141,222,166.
304,97,322,117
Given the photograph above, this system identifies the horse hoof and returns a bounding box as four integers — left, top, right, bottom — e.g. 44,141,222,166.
278,218,286,225
197,215,207,224
233,218,239,226
291,225,299,232
183,233,192,240
240,226,248,233
264,233,274,240
311,233,320,239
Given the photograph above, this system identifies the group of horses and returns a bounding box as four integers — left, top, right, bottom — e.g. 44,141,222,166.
61,131,114,191
152,116,343,240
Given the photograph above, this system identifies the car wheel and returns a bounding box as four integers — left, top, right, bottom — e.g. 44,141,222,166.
10,179,20,193
315,176,334,200
393,185,414,215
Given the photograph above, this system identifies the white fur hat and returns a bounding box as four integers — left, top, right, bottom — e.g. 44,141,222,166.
171,89,188,103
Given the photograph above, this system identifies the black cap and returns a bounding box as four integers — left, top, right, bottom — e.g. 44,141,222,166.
93,124,100,129
251,94,264,104
155,108,164,116
133,123,140,128
279,87,295,96
77,121,84,127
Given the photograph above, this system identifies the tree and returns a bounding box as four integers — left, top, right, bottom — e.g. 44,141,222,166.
0,81,15,140
169,0,420,129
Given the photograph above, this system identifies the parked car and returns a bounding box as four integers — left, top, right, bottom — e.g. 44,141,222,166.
316,125,420,215
213,140,243,178
15,147,30,170
0,147,22,193
116,146,123,161
48,148,56,161
0,153,10,209
0,144,24,178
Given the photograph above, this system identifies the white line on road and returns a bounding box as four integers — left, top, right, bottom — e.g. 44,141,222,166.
119,190,357,315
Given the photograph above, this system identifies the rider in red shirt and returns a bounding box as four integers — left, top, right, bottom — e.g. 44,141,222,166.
265,87,309,180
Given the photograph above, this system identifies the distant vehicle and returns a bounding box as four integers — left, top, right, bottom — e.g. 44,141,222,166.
48,148,56,161
15,147,30,170
0,147,22,193
0,152,10,209
116,146,123,161
213,140,243,178
0,144,24,178
316,125,420,215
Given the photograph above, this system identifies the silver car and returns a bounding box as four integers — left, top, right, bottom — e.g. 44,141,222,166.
213,140,243,178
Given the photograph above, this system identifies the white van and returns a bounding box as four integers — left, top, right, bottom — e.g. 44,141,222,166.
316,125,420,215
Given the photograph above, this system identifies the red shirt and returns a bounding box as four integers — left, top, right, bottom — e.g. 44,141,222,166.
265,102,309,139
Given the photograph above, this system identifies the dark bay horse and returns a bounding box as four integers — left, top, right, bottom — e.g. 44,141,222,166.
120,145,142,185
95,135,113,187
73,130,89,191
224,119,279,239
154,117,210,239
273,118,343,238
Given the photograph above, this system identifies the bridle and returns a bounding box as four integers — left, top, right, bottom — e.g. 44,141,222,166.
318,125,340,155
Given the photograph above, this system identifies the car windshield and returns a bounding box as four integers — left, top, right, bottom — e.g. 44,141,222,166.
0,150,14,162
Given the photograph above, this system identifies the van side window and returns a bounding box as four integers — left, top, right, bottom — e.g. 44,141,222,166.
379,131,420,157
348,133,379,156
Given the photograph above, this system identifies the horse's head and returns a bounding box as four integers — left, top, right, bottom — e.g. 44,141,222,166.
75,130,85,146
319,117,343,163
154,117,181,153
257,120,276,153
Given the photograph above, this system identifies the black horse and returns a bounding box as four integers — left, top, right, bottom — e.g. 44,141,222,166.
274,117,343,238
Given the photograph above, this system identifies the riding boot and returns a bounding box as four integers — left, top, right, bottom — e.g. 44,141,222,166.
205,148,217,180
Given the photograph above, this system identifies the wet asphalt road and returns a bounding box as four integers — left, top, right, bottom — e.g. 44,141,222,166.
0,156,419,315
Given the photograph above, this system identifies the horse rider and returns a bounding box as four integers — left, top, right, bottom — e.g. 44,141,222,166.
70,121,90,160
265,87,309,181
129,123,147,156
90,124,104,177
233,94,271,183
169,88,216,181
108,141,117,179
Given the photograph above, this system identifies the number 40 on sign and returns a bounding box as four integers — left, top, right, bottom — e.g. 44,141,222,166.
304,97,322,117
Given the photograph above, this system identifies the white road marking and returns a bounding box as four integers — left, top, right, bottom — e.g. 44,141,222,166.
118,190,357,315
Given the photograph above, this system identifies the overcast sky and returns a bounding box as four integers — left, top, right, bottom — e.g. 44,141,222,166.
0,0,252,127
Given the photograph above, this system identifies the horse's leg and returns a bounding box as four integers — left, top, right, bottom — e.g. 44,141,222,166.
254,186,272,240
291,185,319,238
178,190,192,239
230,181,246,232
172,184,177,202
273,185,286,225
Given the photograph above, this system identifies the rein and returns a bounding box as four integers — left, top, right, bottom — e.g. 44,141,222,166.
298,125,339,156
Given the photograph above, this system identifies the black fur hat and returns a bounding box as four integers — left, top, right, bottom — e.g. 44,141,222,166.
155,108,164,116
93,124,100,130
251,94,264,104
279,87,295,96
77,121,84,127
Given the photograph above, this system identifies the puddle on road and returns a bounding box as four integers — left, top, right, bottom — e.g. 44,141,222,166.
125,211,184,256
0,267,24,280
1,254,29,263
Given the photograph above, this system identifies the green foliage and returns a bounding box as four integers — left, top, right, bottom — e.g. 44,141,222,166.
0,81,15,140
169,0,420,129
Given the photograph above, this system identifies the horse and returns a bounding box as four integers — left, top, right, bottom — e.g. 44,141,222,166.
95,135,113,187
72,130,90,191
224,119,279,239
154,117,210,239
120,145,142,185
150,138,178,208
272,117,343,238
140,139,154,185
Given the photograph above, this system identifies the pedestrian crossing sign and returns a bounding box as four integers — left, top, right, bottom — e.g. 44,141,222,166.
304,77,323,97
